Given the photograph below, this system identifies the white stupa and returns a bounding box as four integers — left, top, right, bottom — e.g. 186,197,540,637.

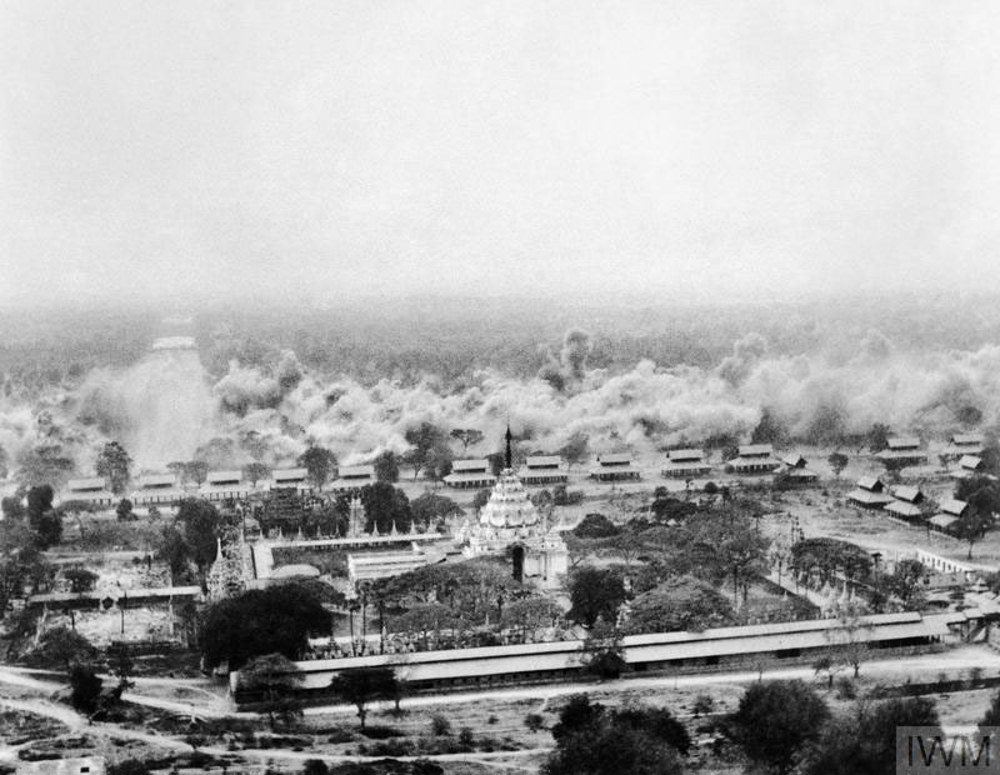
461,427,569,590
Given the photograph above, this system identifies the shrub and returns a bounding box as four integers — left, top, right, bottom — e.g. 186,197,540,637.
525,713,545,732
458,727,475,747
430,714,452,736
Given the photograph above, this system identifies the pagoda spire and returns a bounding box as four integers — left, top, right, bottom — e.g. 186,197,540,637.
505,424,513,470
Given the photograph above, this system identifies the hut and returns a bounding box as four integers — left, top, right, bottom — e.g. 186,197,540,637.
777,453,819,484
132,473,184,506
883,485,925,521
590,453,641,482
729,444,781,474
200,470,252,502
661,449,712,479
329,464,375,493
444,459,496,489
875,437,927,466
847,476,894,509
518,456,568,486
62,478,115,508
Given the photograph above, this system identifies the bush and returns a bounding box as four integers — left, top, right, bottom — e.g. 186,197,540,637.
359,725,404,739
835,676,857,699
458,727,475,747
525,713,545,732
301,760,329,775
430,714,452,736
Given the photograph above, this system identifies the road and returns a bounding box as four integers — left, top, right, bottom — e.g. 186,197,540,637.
4,646,1000,769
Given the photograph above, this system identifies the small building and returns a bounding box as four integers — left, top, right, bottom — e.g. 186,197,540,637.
132,473,184,506
847,476,894,509
777,453,819,484
329,464,375,493
271,467,310,492
947,433,985,457
661,449,712,479
18,757,106,775
590,453,641,482
875,437,927,466
951,455,989,481
200,470,252,502
929,499,969,534
63,477,115,508
883,485,925,521
518,455,568,486
347,550,434,583
444,459,496,489
729,444,781,475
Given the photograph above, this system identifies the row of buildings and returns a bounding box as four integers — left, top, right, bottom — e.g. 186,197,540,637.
847,476,978,534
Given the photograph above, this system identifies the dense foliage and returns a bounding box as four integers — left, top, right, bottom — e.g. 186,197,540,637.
199,584,331,669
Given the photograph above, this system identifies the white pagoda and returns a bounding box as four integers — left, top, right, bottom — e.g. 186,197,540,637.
459,427,569,590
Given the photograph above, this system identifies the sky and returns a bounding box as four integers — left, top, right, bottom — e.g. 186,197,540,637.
1,1,999,308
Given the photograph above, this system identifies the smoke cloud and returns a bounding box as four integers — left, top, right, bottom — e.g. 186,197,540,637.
4,327,1000,483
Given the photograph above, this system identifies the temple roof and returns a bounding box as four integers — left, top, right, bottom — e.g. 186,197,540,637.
479,468,541,529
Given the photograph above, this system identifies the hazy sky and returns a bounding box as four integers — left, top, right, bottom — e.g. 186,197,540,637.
2,1,998,307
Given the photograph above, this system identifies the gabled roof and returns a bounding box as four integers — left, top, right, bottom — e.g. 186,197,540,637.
940,499,969,517
207,470,242,484
452,459,490,473
67,477,107,491
887,437,921,450
959,455,984,471
780,453,807,468
138,473,177,488
952,433,984,446
273,468,308,482
929,514,960,529
847,489,894,506
884,501,923,519
668,449,705,462
525,455,562,468
892,485,924,504
597,453,633,466
856,475,886,492
739,444,774,457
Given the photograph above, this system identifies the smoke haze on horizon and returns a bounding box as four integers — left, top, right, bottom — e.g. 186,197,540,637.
2,1,1000,307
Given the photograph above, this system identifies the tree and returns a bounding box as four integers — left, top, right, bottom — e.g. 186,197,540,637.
298,446,337,490
107,641,135,695
358,482,412,534
450,428,484,453
16,443,74,489
501,597,562,637
867,423,891,454
243,462,272,487
573,513,620,539
301,761,330,775
238,653,304,729
545,695,686,775
0,519,42,619
200,584,332,670
410,493,462,529
827,452,849,478
328,666,399,730
802,697,941,775
115,498,134,521
955,475,1000,558
751,408,788,448
184,460,210,485
828,599,872,678
688,507,770,609
581,619,628,680
558,432,590,472
404,422,447,481
34,626,97,670
372,450,400,483
624,576,736,634
567,566,627,628
26,485,61,548
69,664,103,715
726,680,829,775
175,498,222,574
95,441,132,495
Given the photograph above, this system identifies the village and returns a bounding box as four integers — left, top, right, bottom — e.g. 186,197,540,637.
4,412,1000,774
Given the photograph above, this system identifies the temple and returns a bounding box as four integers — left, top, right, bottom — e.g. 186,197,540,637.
457,426,568,590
